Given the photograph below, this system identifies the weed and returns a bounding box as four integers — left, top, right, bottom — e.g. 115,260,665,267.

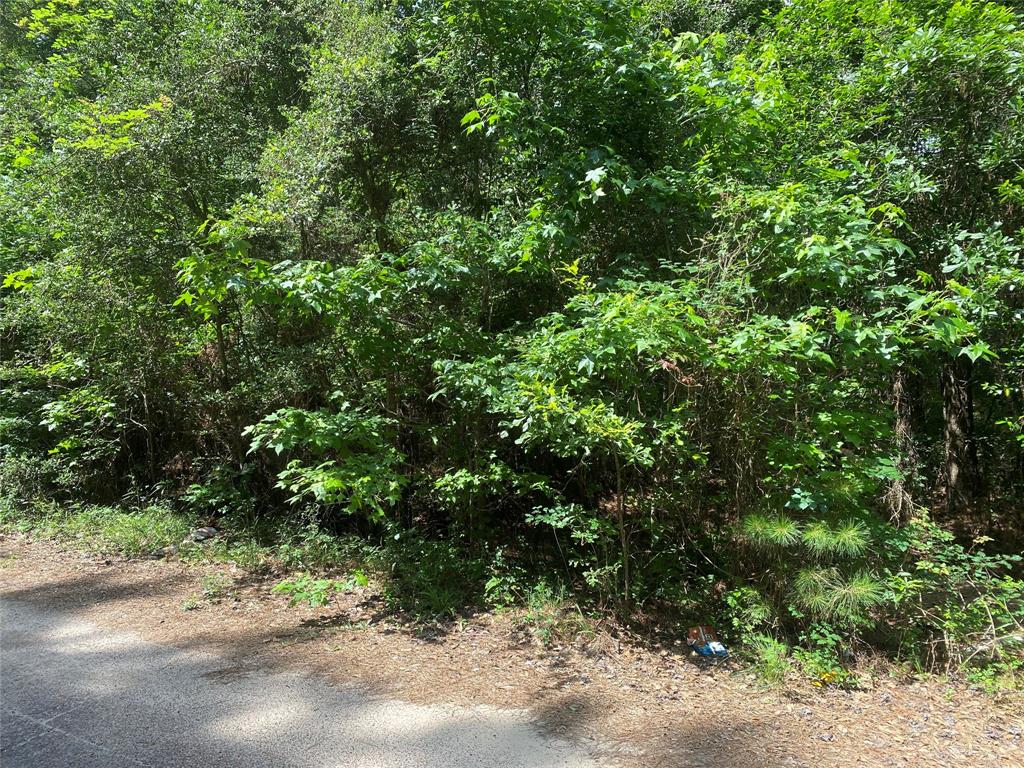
794,624,857,688
722,585,771,640
183,538,275,572
200,573,232,600
746,634,790,687
275,523,362,570
483,547,530,608
964,656,1024,694
272,569,369,607
373,533,488,621
520,581,593,647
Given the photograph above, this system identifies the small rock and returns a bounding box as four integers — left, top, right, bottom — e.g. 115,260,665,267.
186,527,219,543
148,544,178,559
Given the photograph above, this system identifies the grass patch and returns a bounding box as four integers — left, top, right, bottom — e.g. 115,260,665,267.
745,633,790,687
518,581,594,647
2,501,370,574
2,502,553,629
2,501,193,557
178,520,367,573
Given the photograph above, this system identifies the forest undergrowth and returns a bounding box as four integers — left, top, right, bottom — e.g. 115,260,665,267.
2,0,1024,692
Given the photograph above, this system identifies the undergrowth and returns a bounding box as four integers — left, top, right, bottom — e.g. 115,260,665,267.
1,501,193,557
4,501,1021,694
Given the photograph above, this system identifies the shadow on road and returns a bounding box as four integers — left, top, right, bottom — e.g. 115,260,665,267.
0,552,804,768
1,596,602,767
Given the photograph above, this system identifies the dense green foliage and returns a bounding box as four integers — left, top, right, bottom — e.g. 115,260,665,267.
3,0,1023,684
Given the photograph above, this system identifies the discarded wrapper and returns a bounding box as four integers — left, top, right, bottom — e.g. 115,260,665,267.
687,625,729,658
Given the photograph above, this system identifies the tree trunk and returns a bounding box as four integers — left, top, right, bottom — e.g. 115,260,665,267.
887,367,920,526
213,314,244,469
937,356,979,518
613,453,631,609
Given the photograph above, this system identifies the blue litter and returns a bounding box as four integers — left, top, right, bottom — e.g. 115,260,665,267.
687,625,729,658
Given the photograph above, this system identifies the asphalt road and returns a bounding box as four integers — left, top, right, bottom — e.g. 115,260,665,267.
0,598,599,768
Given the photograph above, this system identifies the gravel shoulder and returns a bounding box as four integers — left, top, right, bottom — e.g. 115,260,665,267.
1,536,1021,767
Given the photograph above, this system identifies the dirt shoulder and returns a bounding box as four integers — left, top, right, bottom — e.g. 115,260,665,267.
1,535,1020,768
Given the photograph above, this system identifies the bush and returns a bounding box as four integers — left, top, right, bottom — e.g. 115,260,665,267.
880,516,1024,681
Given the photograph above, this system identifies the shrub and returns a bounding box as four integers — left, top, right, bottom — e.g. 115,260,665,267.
880,516,1024,680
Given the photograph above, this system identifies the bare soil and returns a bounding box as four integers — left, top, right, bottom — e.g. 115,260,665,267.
1,534,1021,767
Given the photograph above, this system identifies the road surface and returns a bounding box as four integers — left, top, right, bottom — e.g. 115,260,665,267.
0,598,599,767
